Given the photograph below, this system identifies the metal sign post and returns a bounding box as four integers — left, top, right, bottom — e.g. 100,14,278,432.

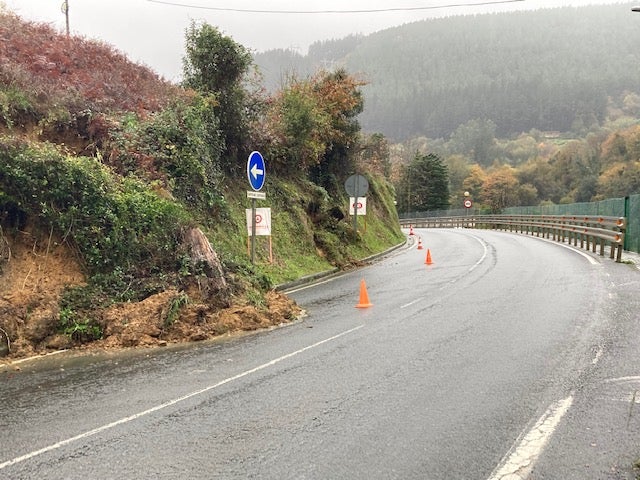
350,197,368,232
251,198,257,263
245,208,273,263
345,174,369,233
247,151,266,264
354,196,358,232
463,193,472,228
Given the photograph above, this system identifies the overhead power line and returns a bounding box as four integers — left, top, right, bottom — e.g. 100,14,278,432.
146,0,525,14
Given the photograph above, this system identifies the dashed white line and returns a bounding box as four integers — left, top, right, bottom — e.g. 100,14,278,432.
0,325,365,471
487,395,574,480
400,298,424,309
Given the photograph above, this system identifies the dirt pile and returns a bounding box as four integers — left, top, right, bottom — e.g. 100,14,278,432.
0,230,301,362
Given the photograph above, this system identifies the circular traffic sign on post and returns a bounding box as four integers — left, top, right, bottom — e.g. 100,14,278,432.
247,151,266,191
464,199,473,209
344,174,369,197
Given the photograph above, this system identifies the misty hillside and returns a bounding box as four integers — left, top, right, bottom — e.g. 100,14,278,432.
254,3,640,142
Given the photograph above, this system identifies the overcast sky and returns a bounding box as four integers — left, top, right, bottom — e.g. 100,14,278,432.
1,0,631,82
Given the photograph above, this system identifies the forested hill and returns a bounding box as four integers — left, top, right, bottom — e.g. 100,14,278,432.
254,3,640,142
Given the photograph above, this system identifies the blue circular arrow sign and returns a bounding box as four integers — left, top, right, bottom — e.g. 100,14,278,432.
247,151,266,191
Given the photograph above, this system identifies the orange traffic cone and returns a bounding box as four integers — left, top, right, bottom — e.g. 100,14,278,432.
355,279,373,308
425,249,433,265
417,237,424,250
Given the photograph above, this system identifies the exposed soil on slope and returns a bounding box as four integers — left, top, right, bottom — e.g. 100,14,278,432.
0,230,301,363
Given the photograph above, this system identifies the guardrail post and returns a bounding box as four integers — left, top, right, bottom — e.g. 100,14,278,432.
624,196,630,251
617,241,623,263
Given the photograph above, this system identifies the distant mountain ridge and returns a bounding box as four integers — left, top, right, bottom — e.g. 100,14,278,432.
254,3,640,142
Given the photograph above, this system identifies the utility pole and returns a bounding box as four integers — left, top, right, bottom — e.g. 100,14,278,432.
61,0,69,35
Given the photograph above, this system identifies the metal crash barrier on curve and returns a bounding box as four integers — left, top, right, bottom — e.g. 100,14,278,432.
399,214,627,263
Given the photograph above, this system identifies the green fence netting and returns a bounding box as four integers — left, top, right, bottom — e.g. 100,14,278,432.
507,196,638,253
627,195,640,253
504,198,626,217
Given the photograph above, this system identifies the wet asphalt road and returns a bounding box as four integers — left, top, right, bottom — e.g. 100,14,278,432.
1,228,640,479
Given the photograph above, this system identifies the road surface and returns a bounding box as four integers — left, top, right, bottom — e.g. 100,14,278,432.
1,228,639,479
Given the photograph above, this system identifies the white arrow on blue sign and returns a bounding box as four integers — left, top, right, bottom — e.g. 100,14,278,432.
247,151,266,191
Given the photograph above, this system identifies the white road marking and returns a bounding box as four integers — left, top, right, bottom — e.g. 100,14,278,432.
468,234,489,273
591,346,604,365
7,349,70,366
487,395,574,480
400,298,424,309
400,233,487,307
607,395,640,404
284,275,343,294
0,325,365,471
535,237,600,265
601,377,640,405
401,233,489,306
604,376,640,384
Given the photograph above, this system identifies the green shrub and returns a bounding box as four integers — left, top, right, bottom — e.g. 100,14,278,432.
0,85,35,128
106,94,227,215
59,306,102,342
164,292,190,328
0,140,189,278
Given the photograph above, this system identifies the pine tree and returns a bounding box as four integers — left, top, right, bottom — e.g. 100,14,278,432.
399,153,450,214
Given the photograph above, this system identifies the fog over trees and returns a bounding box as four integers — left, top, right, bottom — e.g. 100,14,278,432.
255,3,640,211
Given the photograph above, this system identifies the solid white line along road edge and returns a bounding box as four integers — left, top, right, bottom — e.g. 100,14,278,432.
0,324,365,471
487,395,574,480
532,236,600,265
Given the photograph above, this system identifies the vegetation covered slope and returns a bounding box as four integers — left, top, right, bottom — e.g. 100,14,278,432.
0,11,402,359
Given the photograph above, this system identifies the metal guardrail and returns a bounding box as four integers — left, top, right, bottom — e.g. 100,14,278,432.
399,214,627,263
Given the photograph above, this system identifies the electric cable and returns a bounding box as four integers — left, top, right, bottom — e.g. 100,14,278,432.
146,0,525,14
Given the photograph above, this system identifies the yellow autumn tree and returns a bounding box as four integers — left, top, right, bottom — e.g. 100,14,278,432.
481,165,519,213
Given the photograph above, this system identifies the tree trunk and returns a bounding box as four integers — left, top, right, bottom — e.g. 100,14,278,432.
182,227,230,307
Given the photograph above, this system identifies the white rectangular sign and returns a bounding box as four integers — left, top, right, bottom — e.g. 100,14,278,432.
349,197,367,215
247,190,266,200
246,208,272,236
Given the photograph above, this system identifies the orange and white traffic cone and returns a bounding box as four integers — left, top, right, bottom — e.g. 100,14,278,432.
409,225,414,236
417,237,424,250
425,249,433,265
355,279,373,308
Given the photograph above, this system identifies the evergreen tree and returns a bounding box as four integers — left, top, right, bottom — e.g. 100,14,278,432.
398,153,450,214
182,22,254,173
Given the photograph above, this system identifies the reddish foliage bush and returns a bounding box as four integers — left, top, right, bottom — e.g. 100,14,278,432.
0,12,181,116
